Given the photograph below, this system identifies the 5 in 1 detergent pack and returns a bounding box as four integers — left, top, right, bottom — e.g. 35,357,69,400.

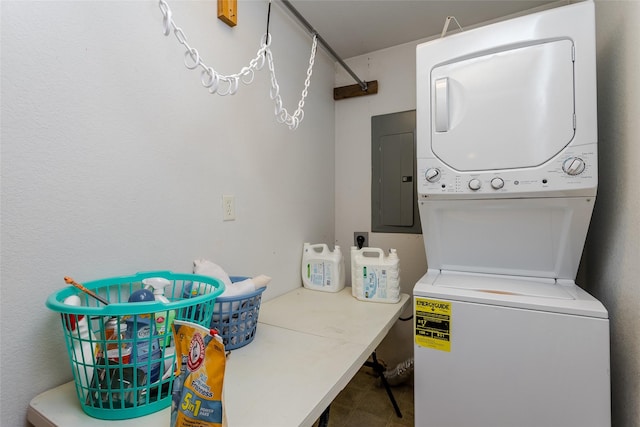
171,320,227,427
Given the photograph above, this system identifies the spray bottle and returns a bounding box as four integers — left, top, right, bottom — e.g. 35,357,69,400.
62,295,97,391
126,288,162,383
143,277,176,348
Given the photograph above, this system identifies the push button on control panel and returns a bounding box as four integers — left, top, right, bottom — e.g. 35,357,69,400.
490,177,504,189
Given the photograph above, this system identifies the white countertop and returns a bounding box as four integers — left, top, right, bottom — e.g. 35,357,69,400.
28,287,410,427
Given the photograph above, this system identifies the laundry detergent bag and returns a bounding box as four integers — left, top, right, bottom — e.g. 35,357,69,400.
171,320,227,427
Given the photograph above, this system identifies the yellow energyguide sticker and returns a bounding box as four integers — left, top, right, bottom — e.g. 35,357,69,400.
415,298,451,352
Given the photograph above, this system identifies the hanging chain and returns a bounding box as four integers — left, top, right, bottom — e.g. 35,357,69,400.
158,0,317,130
265,34,317,130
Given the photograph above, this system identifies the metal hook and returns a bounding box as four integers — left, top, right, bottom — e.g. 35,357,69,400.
159,0,172,36
440,16,464,38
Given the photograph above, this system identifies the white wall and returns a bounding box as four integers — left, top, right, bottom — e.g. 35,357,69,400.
0,1,335,425
334,45,427,369
583,2,640,426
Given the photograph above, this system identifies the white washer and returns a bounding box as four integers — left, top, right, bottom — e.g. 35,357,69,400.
414,272,610,427
413,1,611,426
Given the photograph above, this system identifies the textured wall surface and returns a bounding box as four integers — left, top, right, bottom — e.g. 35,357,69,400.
1,1,334,425
334,43,427,369
583,2,640,426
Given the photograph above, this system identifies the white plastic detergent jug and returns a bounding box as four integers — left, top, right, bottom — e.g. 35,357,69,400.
301,243,345,293
351,246,400,303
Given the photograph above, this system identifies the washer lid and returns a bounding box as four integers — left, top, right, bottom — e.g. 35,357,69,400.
418,197,595,281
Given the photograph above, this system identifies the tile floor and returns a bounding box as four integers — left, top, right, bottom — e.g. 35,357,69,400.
312,364,414,427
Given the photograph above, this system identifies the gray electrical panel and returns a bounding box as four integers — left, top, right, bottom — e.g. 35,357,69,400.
371,110,421,234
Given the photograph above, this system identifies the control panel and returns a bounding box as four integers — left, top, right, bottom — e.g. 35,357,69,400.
418,145,597,199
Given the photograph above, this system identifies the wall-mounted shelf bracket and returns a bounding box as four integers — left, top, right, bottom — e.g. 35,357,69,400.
334,80,378,100
218,0,237,27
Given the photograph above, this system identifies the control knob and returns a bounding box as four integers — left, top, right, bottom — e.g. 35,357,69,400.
425,168,441,183
468,179,481,191
490,177,504,190
562,157,586,176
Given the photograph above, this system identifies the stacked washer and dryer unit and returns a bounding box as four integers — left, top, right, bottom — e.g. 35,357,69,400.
413,1,611,426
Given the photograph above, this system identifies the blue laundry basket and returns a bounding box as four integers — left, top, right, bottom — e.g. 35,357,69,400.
209,276,266,350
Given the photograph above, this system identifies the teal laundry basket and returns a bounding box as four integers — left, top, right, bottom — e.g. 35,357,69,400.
46,271,224,420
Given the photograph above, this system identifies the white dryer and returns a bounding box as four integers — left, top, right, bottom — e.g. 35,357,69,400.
413,1,611,426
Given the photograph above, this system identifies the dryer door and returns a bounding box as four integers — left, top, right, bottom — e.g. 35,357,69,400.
431,40,575,171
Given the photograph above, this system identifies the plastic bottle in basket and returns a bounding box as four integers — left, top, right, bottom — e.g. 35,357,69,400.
63,295,97,391
125,289,162,383
101,317,132,363
143,277,176,348
350,247,401,303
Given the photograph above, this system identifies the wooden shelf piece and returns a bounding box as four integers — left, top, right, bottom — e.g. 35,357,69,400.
334,80,378,100
218,0,237,27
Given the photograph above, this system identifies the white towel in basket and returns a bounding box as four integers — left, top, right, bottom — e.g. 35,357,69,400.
193,259,270,303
